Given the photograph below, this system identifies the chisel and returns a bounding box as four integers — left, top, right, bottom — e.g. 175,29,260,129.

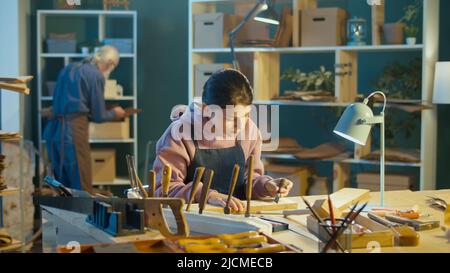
161,165,172,208
246,156,255,218
186,167,205,212
199,169,214,215
224,164,240,215
148,170,156,198
274,179,289,204
161,165,172,198
125,155,136,189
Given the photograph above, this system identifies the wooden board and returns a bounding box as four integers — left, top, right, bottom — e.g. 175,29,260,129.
201,198,299,214
326,188,370,213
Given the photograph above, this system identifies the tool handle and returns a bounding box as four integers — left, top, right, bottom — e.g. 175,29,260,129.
186,167,205,212
246,156,255,217
225,165,240,214
199,169,214,214
162,165,172,197
126,155,136,188
148,170,156,198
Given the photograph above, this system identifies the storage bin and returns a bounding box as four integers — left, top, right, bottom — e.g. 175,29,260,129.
194,13,241,48
301,8,348,46
91,149,116,183
103,38,133,53
89,117,130,140
46,39,77,53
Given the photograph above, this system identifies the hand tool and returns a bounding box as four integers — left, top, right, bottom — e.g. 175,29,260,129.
302,197,346,252
371,208,420,219
129,155,148,199
199,169,214,215
148,170,156,197
321,202,367,253
255,209,310,216
259,217,289,233
274,179,289,204
178,238,222,247
426,196,448,211
328,195,336,231
224,164,240,215
218,231,259,241
223,236,268,247
384,214,440,231
125,155,136,189
184,244,237,253
245,155,255,218
368,212,420,246
161,165,172,208
186,167,205,212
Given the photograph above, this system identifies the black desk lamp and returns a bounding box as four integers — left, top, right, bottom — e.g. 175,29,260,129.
228,0,280,70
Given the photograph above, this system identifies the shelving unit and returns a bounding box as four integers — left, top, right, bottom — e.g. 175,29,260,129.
188,0,439,191
37,10,138,187
0,87,29,252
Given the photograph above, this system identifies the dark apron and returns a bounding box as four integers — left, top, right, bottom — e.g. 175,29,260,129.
184,125,247,200
45,113,92,193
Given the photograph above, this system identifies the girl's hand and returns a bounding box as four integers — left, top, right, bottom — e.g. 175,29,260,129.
264,178,293,198
207,191,245,213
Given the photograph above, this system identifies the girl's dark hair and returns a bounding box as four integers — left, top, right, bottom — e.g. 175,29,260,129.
202,69,254,108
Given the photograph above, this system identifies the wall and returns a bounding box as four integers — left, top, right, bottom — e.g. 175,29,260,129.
0,0,31,134
29,0,450,189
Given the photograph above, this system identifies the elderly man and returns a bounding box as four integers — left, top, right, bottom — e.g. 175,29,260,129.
44,45,125,193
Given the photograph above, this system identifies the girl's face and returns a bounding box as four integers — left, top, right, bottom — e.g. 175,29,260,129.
203,104,252,139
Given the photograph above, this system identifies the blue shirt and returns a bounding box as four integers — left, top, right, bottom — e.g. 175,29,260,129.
52,61,115,123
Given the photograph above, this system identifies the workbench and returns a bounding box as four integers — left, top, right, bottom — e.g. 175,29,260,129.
270,190,450,253
41,190,450,253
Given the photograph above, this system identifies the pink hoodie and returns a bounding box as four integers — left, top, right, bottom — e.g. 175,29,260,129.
152,103,273,203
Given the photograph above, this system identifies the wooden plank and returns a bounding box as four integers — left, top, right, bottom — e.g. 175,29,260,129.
0,187,19,197
371,0,385,45
326,188,370,213
200,198,299,214
335,50,357,103
332,162,350,193
253,52,280,101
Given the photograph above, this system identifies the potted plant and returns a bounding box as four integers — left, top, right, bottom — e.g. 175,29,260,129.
280,66,335,101
404,25,419,45
383,0,421,45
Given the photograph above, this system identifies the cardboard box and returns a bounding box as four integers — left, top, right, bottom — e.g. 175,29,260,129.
194,64,232,98
89,118,130,140
194,13,241,48
104,80,123,99
301,8,347,46
91,149,116,183
265,164,311,197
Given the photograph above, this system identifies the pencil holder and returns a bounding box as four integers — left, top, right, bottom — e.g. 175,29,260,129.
318,218,352,253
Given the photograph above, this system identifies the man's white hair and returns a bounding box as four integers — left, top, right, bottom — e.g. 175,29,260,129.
89,45,120,66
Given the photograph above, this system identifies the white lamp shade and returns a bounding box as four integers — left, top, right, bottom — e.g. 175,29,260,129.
433,62,450,104
333,103,374,145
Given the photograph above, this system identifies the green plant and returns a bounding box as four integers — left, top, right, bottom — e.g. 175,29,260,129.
373,58,422,100
281,66,335,92
398,0,421,24
404,25,419,37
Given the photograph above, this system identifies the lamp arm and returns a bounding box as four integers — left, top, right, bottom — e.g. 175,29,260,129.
229,0,265,70
364,91,387,113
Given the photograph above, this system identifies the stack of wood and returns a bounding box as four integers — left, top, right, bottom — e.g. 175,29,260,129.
0,155,6,192
0,131,21,142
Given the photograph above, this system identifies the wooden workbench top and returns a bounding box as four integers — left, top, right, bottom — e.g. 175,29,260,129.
273,190,450,253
